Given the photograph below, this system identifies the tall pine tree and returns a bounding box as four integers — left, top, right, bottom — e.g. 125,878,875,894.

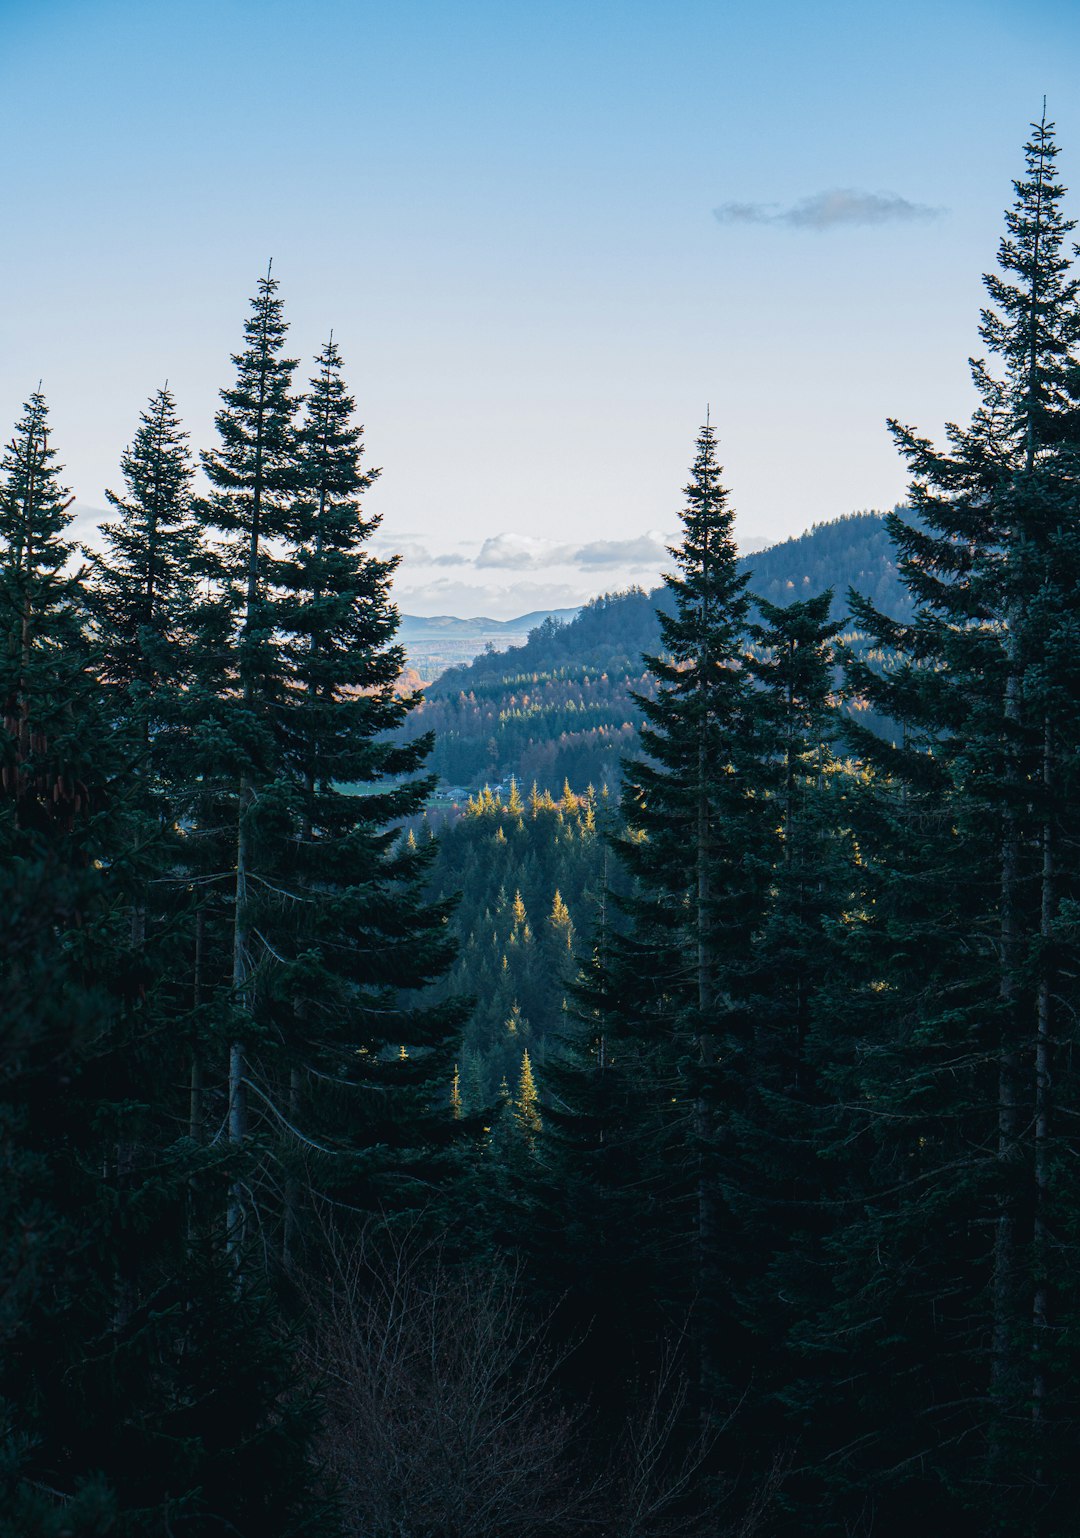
793,110,1080,1535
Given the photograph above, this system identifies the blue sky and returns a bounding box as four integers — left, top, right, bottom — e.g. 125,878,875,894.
3,0,1079,615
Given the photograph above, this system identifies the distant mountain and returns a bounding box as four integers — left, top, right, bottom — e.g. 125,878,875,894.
398,608,581,639
401,510,913,795
397,607,582,679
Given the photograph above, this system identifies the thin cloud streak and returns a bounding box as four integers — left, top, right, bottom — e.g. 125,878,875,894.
714,188,945,231
475,532,671,571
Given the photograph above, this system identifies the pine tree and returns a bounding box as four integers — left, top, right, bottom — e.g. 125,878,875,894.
529,851,689,1445
86,385,200,972
616,420,773,1408
196,265,300,1262
514,1048,542,1146
90,384,199,706
723,590,853,1467
0,391,121,1527
0,393,328,1535
793,111,1080,1534
744,590,846,1088
0,392,82,766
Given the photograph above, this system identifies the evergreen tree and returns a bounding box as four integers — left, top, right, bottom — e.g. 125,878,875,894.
794,111,1080,1534
0,391,121,1530
90,384,199,707
514,1047,541,1145
196,265,300,1261
727,590,853,1467
258,334,467,1243
617,420,774,1408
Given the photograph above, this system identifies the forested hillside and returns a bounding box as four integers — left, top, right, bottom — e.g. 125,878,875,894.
404,509,913,791
422,780,624,1112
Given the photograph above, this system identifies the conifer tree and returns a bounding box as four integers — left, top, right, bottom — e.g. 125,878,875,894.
0,392,82,744
87,385,201,973
90,385,199,707
796,111,1080,1533
616,420,772,1406
0,391,116,1525
196,265,300,1260
220,331,467,1251
744,590,846,1088
720,590,853,1466
514,1047,542,1145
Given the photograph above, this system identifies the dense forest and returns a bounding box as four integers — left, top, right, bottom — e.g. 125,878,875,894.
404,509,914,792
4,114,1080,1538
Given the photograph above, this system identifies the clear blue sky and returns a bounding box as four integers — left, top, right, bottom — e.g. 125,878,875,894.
3,0,1079,615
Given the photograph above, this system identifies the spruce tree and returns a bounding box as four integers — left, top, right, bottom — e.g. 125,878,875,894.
255,334,467,1245
0,391,121,1530
793,111,1080,1534
622,421,774,1407
90,384,199,707
196,265,300,1261
730,591,850,1437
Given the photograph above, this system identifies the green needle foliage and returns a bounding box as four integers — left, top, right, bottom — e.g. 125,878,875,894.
788,110,1080,1535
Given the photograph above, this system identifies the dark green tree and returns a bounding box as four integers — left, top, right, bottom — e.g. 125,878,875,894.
608,422,776,1414
0,390,120,1533
791,110,1080,1535
726,590,852,1450
196,264,300,1262
256,336,468,1251
89,384,199,708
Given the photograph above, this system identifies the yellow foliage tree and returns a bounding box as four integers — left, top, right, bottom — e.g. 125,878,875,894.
550,889,573,950
515,1049,541,1144
450,1063,462,1119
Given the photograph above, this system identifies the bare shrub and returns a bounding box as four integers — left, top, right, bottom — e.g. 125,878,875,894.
302,1221,589,1538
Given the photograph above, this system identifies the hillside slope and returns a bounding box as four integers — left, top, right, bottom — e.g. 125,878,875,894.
401,510,911,793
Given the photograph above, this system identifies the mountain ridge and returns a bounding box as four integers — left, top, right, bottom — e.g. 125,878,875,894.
398,607,581,638
400,509,913,793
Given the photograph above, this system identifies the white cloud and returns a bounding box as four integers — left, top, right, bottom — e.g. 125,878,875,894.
473,530,671,571
574,534,669,568
474,533,552,570
714,188,944,231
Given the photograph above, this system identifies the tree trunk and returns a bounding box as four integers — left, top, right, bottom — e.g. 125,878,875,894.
695,727,717,1412
282,1066,302,1274
1032,718,1053,1444
227,779,252,1267
190,907,205,1143
991,654,1024,1433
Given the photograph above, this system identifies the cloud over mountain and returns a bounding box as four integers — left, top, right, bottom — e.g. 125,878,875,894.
714,188,943,231
475,532,670,571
